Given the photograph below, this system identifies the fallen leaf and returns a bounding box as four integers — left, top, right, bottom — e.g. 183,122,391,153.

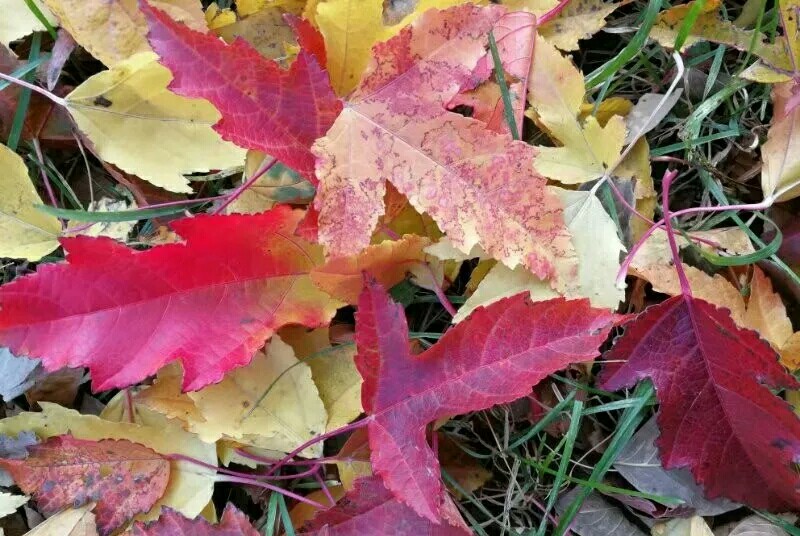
745,266,793,349
314,5,577,290
652,516,714,536
554,489,646,536
0,207,340,391
537,0,619,51
142,1,342,182
714,514,790,536
306,344,363,433
64,52,245,193
0,491,27,519
528,36,627,184
299,476,471,535
615,417,739,515
41,0,206,66
130,504,260,536
315,0,474,96
0,403,216,524
24,504,98,536
214,6,295,60
599,295,800,511
0,348,40,402
0,143,61,261
779,0,800,75
311,236,430,304
66,198,137,241
0,436,169,534
0,0,56,46
762,82,800,201
186,336,327,457
0,431,38,459
355,276,616,520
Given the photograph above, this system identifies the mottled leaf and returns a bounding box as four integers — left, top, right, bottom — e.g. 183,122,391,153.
131,504,260,535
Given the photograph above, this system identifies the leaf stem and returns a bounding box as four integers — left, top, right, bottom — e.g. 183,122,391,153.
537,0,572,25
0,70,65,107
660,170,692,296
216,475,328,509
424,262,457,317
212,157,278,215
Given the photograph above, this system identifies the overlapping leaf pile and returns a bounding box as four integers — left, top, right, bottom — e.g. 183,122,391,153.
0,0,800,534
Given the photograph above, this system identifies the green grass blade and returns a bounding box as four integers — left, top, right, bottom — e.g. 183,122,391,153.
0,54,50,92
277,494,296,536
487,30,520,140
508,391,576,450
7,33,41,151
23,0,57,39
673,0,708,51
260,491,280,536
36,201,209,222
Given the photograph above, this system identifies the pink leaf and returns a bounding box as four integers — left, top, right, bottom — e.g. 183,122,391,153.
131,504,260,535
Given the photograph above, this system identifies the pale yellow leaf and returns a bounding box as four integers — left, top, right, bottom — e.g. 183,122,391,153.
65,52,245,193
744,266,793,349
0,0,56,46
187,336,327,457
41,0,206,66
214,6,296,60
762,82,800,201
632,227,755,268
65,198,136,240
779,0,799,71
740,61,793,83
307,344,362,432
205,3,236,30
236,0,304,17
528,37,626,184
0,492,27,519
538,0,619,51
225,151,314,215
316,0,477,96
24,504,97,536
0,403,216,523
0,144,61,261
652,516,714,536
780,331,800,371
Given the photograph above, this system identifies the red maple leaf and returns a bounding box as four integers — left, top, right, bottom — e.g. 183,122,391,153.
355,276,616,521
131,504,260,535
0,435,169,535
598,294,800,512
0,207,338,391
140,0,342,182
300,476,470,535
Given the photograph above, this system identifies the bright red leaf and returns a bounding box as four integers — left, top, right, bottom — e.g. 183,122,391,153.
131,504,260,535
355,276,616,521
0,207,339,391
599,294,800,512
0,435,169,535
140,0,341,182
300,476,471,535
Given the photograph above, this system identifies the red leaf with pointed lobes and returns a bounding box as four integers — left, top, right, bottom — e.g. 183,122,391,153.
285,14,327,69
0,207,339,391
140,0,341,183
131,504,260,535
0,435,169,535
355,276,617,521
598,294,800,512
300,476,470,535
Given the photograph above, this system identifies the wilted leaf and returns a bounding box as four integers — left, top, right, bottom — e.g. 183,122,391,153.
130,504,260,536
762,82,800,201
314,5,577,290
41,0,206,66
315,0,473,96
615,417,739,515
715,514,790,536
66,198,137,241
528,37,626,184
0,143,61,261
0,403,215,525
142,1,342,182
24,504,98,536
0,0,56,46
0,207,340,391
0,435,169,534
600,295,800,511
214,6,294,60
0,491,27,518
355,276,616,520
537,0,619,51
744,266,793,350
64,52,245,193
0,348,40,402
625,91,684,144
300,476,471,535
554,489,647,536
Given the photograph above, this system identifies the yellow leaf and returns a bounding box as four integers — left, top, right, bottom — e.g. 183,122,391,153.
0,403,216,523
652,516,714,536
0,0,56,46
0,492,27,518
0,144,61,261
779,0,799,70
762,82,800,201
745,266,793,350
538,0,619,51
205,3,237,30
740,61,793,83
24,504,97,536
631,227,754,268
41,0,206,67
236,0,304,17
780,331,800,371
65,52,245,193
311,235,430,304
225,151,313,214
187,336,327,457
307,344,363,432
289,487,346,527
65,198,137,241
134,364,206,424
316,0,477,96
528,37,626,184
214,6,296,60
